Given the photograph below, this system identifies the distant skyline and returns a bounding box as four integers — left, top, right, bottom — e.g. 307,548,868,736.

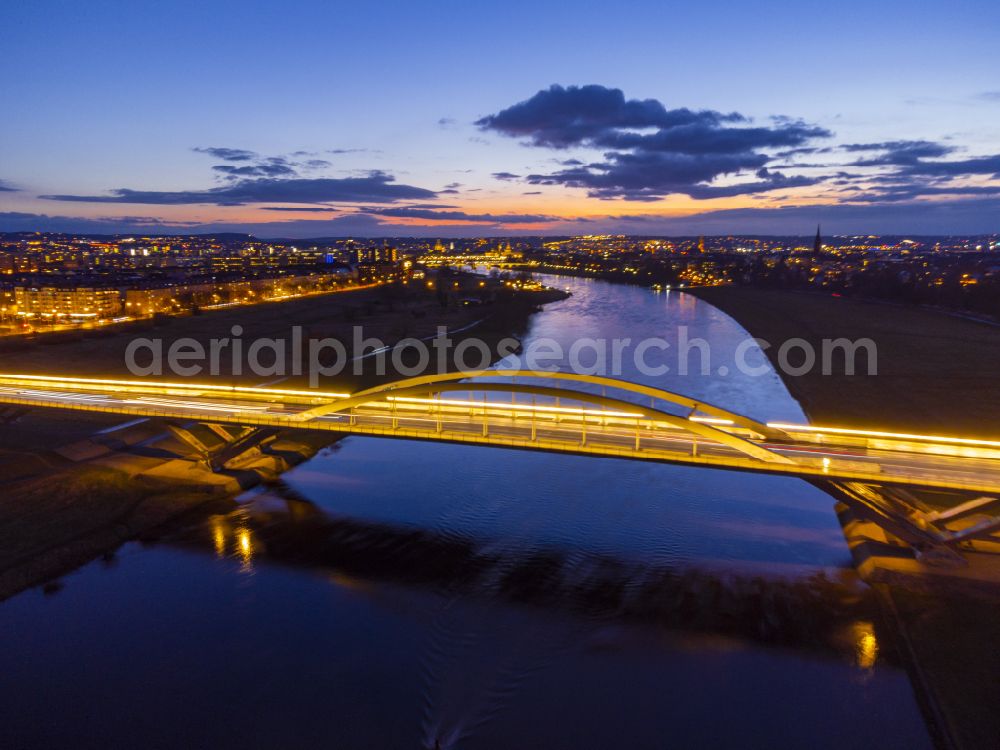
2,0,998,237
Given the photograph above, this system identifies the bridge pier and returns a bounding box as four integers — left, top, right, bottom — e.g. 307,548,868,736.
817,480,1000,568
209,427,280,472
163,421,280,472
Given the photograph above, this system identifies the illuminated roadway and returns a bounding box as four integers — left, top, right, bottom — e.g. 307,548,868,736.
2,371,1000,496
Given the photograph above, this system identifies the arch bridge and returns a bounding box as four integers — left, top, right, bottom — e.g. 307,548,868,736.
2,370,1000,561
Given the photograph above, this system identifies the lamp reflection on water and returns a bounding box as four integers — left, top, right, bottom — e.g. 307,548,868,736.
207,516,256,572
212,521,226,559
853,621,879,671
236,527,255,572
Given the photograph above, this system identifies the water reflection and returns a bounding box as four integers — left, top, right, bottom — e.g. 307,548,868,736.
211,519,226,558
163,490,889,660
209,515,257,573
854,621,880,671
235,526,254,572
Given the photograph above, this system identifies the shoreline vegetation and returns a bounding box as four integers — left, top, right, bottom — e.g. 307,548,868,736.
0,275,569,601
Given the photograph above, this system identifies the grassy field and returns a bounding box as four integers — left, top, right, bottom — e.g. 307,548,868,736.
0,281,562,389
690,287,1000,436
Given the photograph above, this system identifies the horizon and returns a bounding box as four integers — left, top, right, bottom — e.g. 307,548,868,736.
4,229,999,242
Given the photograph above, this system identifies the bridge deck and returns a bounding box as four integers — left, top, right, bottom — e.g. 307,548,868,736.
2,373,1000,494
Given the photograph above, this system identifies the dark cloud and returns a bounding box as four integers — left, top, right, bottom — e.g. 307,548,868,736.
476,84,746,148
192,146,258,162
527,153,819,201
843,139,957,166
839,140,1000,196
592,120,828,154
598,197,1000,235
0,212,201,233
491,171,520,181
848,184,1000,203
478,84,830,200
0,180,17,192
774,146,830,159
366,207,557,224
41,171,437,206
0,210,548,238
213,158,298,179
899,155,1000,178
36,147,396,210
259,206,336,212
194,148,345,182
976,91,1000,102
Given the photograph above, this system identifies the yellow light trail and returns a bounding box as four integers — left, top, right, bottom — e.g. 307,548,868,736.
376,395,734,427
0,374,737,425
768,422,1000,448
0,373,350,399
385,395,644,419
124,397,274,413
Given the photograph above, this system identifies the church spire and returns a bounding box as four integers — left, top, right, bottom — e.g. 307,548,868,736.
813,224,822,254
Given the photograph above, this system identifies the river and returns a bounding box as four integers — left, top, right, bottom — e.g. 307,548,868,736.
0,276,933,748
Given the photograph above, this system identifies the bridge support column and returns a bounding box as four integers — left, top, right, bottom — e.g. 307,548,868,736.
164,422,214,464
817,480,973,567
163,421,279,473
209,427,279,472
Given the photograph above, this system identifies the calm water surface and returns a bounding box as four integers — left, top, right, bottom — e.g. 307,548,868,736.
0,278,932,749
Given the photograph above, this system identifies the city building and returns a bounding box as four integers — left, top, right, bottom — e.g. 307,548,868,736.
15,285,122,320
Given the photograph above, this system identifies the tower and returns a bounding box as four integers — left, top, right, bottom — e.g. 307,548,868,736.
813,224,822,254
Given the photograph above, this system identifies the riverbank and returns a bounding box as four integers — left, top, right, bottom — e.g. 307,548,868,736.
688,286,1000,435
0,279,569,601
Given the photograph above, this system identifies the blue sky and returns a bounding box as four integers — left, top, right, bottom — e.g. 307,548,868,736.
1,0,998,236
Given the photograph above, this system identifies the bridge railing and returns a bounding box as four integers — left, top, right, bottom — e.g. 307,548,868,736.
5,372,1000,493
